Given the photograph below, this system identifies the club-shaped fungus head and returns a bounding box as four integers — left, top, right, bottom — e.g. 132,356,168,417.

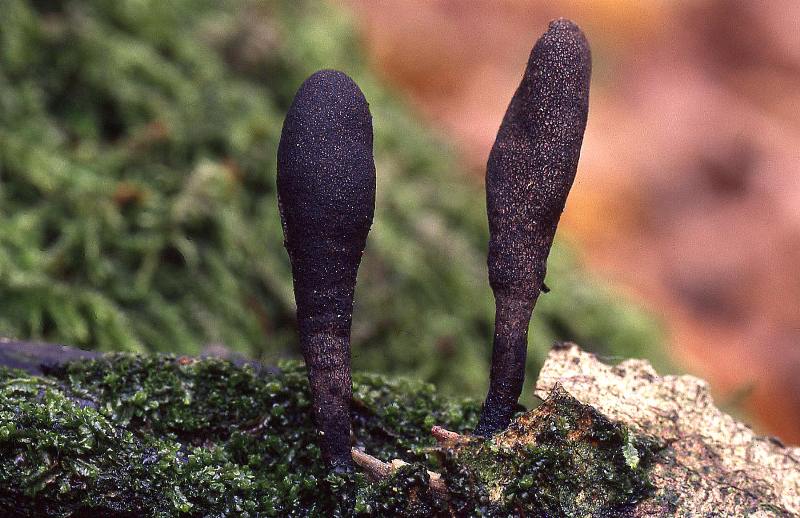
277,69,376,470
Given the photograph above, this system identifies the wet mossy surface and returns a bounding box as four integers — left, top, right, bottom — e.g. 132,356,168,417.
0,354,656,516
0,354,476,516
440,386,658,516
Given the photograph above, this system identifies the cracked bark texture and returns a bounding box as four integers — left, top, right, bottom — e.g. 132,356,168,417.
536,343,800,516
277,69,375,470
476,18,591,436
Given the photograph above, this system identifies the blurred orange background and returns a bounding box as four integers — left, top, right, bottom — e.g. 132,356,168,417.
339,0,800,443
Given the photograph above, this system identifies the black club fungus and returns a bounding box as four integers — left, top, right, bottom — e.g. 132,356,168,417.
475,19,592,436
277,69,376,469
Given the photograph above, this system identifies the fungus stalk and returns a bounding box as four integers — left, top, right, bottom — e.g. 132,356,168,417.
277,70,376,470
475,19,591,436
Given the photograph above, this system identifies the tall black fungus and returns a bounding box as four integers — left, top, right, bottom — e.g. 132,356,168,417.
277,70,376,469
475,19,592,436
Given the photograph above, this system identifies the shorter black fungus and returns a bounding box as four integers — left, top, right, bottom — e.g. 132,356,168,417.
475,19,592,436
277,69,376,469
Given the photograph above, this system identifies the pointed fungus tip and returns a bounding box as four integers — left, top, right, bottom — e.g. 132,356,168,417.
547,17,581,32
544,17,588,45
530,18,591,74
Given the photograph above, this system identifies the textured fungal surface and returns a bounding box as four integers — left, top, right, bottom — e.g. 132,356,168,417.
476,19,592,436
277,69,376,469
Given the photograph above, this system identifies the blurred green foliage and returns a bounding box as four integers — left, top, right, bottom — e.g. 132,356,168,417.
0,0,665,400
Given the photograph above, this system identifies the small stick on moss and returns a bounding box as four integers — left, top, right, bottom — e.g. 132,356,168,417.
351,448,394,480
475,19,592,436
277,70,376,470
431,425,470,448
351,449,448,497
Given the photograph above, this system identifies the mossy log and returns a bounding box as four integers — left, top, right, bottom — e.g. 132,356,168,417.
0,340,796,516
0,338,263,376
0,338,100,375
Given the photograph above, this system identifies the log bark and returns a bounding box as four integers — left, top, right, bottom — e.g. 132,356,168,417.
536,343,799,516
0,339,270,375
0,338,100,375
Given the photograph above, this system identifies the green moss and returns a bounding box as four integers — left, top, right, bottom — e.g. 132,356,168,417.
0,355,476,516
437,386,658,516
0,355,655,516
356,464,447,517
